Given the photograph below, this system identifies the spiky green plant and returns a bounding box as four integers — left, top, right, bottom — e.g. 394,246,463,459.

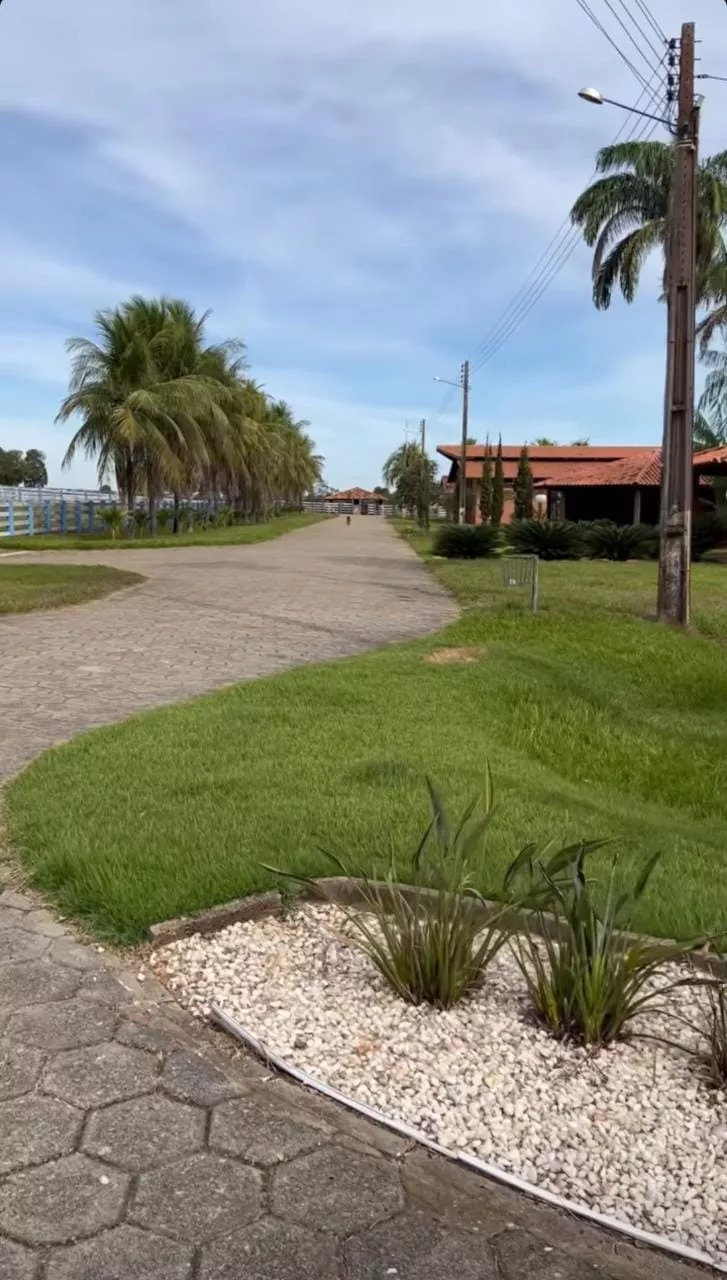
512,847,703,1048
265,775,608,1010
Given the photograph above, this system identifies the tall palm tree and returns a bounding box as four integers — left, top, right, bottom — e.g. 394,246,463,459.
570,140,727,308
59,295,323,532
59,298,227,526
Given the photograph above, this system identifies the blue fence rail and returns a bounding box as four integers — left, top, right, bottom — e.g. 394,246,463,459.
0,499,108,539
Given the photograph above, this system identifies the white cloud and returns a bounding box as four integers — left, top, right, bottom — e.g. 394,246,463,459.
0,0,724,489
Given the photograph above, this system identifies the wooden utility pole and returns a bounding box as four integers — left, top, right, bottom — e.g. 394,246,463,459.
658,21,698,626
419,418,429,529
458,360,470,523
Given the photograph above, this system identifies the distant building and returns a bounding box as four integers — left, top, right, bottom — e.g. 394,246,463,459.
437,443,727,524
325,487,387,514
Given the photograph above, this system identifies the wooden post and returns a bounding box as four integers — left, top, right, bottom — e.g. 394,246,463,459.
633,489,642,524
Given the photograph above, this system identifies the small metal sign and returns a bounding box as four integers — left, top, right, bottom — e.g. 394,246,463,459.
501,554,539,614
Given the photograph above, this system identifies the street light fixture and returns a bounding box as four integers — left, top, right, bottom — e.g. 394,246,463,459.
577,29,698,626
577,87,675,132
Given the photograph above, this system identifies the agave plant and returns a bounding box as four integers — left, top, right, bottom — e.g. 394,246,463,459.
585,521,657,562
433,523,500,560
511,846,704,1048
507,519,583,561
265,774,607,1010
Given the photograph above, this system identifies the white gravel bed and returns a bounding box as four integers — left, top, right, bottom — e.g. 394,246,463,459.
155,904,727,1265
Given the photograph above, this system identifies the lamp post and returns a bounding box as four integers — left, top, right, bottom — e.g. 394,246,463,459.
578,26,697,627
434,361,470,523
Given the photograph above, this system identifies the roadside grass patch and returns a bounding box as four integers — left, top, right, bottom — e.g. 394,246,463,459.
0,563,142,614
1,511,328,552
5,532,727,944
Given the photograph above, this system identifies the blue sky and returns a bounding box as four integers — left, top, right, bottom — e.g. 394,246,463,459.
0,0,726,488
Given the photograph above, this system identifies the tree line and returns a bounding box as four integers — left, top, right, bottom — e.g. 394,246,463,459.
0,448,48,487
58,296,323,529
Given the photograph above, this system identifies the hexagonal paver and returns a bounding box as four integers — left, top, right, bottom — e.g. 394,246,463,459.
80,970,132,1004
210,1096,327,1167
6,997,117,1050
0,1094,82,1175
45,1224,193,1280
344,1210,499,1278
200,1217,338,1280
493,1230,610,1280
48,937,103,971
115,1018,180,1055
0,1236,37,1280
0,927,48,964
0,1040,46,1101
83,1092,205,1171
0,961,80,1011
160,1049,241,1106
271,1144,403,1234
42,1041,160,1109
0,1152,128,1245
131,1151,262,1242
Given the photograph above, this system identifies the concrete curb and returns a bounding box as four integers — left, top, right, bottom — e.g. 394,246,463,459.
148,876,727,977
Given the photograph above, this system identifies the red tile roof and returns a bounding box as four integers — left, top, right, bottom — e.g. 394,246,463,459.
326,487,386,502
438,444,651,463
693,446,727,468
540,450,663,488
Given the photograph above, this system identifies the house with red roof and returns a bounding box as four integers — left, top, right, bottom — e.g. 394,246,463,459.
325,487,387,513
437,443,727,524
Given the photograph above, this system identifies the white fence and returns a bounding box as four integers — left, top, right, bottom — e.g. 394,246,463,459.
0,485,116,505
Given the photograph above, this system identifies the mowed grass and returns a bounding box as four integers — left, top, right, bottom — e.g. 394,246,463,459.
0,563,143,614
2,510,328,552
5,525,727,944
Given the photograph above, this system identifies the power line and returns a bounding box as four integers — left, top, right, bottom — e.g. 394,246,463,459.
611,0,666,62
599,0,663,74
471,110,663,373
428,47,670,434
573,0,653,90
631,0,668,45
463,65,667,378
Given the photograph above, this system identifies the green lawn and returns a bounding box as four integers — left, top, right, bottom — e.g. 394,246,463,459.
5,525,727,944
1,511,328,552
0,563,143,614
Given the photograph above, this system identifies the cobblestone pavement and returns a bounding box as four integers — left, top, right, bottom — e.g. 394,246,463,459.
0,520,715,1277
0,517,455,780
0,890,711,1280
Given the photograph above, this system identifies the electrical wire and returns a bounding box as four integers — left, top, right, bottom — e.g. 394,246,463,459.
573,0,653,91
599,0,663,75
471,112,663,374
464,66,667,377
630,0,668,45
611,0,666,62
428,44,670,432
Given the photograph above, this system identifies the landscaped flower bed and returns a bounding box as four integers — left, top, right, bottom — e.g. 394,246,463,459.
155,903,727,1266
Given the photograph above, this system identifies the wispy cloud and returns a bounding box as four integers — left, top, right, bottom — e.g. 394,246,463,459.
0,0,725,484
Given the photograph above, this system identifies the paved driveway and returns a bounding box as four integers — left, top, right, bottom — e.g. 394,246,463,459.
0,520,708,1277
0,518,454,780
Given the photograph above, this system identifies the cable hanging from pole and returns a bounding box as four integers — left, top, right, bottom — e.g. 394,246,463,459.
573,0,654,90
599,0,664,75
464,64,667,376
630,0,667,45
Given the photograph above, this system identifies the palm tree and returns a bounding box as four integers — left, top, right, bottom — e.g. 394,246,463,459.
570,141,727,309
59,298,227,527
58,296,323,533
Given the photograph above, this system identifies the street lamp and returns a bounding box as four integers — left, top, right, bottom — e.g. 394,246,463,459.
433,364,470,523
577,30,698,626
577,87,676,133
